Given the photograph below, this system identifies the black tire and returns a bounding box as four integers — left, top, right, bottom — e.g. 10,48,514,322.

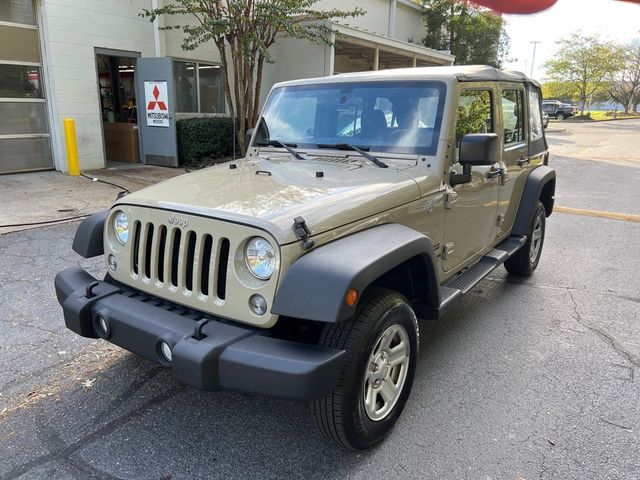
312,288,419,449
505,201,546,276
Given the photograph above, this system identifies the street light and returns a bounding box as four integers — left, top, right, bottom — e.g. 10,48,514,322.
530,41,541,77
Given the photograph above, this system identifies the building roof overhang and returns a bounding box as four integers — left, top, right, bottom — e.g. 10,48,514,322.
331,22,455,65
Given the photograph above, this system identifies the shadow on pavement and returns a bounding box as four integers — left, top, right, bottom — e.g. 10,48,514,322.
0,280,516,480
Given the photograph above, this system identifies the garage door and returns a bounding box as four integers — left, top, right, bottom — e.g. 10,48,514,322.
0,0,53,174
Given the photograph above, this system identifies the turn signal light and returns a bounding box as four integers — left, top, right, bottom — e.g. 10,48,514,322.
346,289,358,307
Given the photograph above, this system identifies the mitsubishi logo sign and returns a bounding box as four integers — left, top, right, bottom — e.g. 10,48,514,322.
144,81,170,127
147,85,167,111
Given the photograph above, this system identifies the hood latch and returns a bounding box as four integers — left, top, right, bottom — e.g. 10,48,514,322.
293,216,315,250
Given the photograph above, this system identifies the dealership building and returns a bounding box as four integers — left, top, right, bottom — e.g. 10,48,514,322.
0,0,454,174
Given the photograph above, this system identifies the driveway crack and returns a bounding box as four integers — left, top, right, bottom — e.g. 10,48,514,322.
599,417,633,432
567,289,640,369
0,385,184,480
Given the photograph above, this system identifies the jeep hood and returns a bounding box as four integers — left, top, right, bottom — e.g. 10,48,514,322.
117,157,438,245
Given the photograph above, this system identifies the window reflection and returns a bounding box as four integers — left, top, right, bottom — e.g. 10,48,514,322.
0,64,43,98
198,64,223,113
502,90,525,144
0,0,36,25
174,61,197,113
173,61,225,113
256,81,447,156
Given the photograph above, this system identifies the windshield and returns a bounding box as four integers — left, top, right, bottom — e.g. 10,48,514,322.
254,81,447,156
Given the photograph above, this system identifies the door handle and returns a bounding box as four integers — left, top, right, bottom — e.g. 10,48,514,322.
517,156,530,166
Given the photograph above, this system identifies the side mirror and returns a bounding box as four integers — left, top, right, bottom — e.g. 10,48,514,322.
245,128,255,149
460,133,499,166
451,133,499,186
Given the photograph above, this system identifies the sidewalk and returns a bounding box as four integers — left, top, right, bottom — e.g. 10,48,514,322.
0,162,184,235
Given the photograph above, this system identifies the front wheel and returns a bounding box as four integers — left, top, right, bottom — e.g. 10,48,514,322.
312,288,419,449
505,201,546,276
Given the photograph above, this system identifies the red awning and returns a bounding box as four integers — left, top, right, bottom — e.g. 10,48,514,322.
471,0,639,14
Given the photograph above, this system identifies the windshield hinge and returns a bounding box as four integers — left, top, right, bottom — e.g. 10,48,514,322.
293,216,315,250
445,192,458,209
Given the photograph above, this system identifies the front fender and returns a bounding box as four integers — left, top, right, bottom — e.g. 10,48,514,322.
271,224,439,323
72,211,108,258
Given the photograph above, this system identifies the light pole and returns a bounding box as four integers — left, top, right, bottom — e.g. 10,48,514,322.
530,41,541,77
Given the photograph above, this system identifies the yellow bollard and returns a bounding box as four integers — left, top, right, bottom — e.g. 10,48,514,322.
64,118,80,176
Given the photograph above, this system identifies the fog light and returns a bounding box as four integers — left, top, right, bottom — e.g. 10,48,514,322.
108,254,117,272
159,341,172,363
95,315,110,338
249,294,268,316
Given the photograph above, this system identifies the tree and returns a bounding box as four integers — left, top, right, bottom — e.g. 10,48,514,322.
545,33,623,116
541,81,579,102
421,0,509,68
142,1,363,155
607,39,640,114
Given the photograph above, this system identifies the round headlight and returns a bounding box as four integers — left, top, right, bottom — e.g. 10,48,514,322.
113,211,129,245
244,237,277,280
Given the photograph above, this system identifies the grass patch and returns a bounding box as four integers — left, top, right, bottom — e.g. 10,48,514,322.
569,111,640,122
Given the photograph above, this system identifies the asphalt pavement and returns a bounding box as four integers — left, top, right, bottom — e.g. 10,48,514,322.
1,121,639,479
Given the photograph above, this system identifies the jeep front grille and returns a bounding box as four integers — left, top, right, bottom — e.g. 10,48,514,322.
130,220,230,300
107,206,280,328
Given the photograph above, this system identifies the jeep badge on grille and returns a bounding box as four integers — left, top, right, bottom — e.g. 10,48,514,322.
168,214,188,227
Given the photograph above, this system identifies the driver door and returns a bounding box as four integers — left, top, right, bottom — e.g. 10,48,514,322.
442,86,502,272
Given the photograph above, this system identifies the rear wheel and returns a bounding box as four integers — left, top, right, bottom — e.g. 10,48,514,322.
505,201,546,276
312,288,418,449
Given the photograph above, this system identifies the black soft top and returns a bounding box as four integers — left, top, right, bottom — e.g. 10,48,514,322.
451,65,541,88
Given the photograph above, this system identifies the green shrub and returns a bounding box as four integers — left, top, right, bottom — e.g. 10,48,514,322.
176,117,236,167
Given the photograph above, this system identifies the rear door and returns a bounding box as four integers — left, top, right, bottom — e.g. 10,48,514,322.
497,84,545,235
496,84,530,236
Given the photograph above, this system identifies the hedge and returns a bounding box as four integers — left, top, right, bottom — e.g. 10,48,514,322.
176,116,236,167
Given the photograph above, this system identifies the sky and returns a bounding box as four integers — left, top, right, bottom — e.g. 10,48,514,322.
501,0,640,80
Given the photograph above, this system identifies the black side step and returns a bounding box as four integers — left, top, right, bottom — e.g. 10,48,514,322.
442,235,526,295
414,235,526,321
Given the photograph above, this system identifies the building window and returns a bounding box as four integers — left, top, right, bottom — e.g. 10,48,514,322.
174,61,197,113
0,64,43,98
173,60,224,114
0,0,36,25
0,25,40,63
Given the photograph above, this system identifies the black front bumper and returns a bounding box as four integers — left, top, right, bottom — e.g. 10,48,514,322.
54,267,345,400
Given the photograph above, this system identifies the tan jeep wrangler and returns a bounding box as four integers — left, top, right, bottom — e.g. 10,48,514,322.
55,65,555,449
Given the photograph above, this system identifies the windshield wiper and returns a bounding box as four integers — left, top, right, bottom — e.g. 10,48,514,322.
255,139,305,160
317,143,388,168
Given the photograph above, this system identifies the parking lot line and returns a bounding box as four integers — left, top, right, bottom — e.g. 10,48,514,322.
555,206,640,223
